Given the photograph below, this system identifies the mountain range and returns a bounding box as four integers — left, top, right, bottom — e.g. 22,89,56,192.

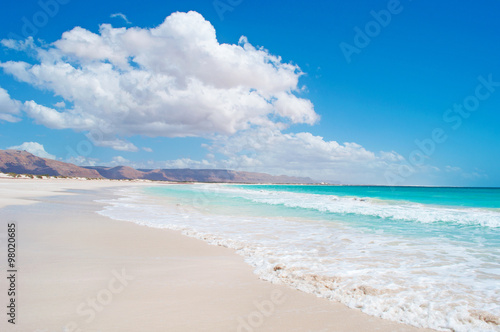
0,150,315,184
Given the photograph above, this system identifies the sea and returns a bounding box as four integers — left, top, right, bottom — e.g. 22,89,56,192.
98,184,500,331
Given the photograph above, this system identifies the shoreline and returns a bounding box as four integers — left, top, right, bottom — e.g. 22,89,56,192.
2,173,498,189
0,179,434,331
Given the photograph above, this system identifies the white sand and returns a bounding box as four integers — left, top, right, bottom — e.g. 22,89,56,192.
0,179,434,331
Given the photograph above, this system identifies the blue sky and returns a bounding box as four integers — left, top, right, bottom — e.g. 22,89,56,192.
0,0,499,186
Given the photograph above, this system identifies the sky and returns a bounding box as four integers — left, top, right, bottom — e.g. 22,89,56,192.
0,0,499,186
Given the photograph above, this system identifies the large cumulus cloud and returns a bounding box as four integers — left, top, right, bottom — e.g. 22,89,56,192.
0,11,318,150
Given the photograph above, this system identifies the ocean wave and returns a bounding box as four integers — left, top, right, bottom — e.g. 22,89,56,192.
214,185,500,228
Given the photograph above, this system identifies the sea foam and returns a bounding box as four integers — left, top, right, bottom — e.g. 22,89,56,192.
215,185,500,228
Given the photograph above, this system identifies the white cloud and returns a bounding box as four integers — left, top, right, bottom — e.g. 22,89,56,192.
142,147,153,152
201,127,410,184
1,37,35,51
115,128,414,184
0,11,317,149
21,100,138,151
84,132,139,152
58,126,436,184
93,138,138,152
54,101,66,108
110,13,131,24
110,156,130,165
445,165,461,172
152,158,213,169
0,87,21,122
23,100,95,129
8,142,56,159
66,155,98,167
445,166,488,180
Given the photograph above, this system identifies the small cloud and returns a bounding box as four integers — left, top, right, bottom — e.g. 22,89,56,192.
84,133,139,152
8,142,55,159
446,166,488,180
1,37,35,51
66,155,99,166
112,156,129,164
445,165,461,172
110,13,131,24
462,168,488,180
0,87,21,122
142,147,153,152
54,101,66,108
103,155,133,167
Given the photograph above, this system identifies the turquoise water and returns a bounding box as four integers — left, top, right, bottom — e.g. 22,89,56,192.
234,185,500,209
146,184,500,246
102,184,500,331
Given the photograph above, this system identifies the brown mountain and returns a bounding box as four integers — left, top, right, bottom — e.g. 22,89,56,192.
84,166,144,180
86,167,314,184
0,150,315,183
0,150,103,178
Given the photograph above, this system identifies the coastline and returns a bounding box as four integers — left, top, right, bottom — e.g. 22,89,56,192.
0,179,434,331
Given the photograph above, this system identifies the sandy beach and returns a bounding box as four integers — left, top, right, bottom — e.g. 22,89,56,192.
0,178,434,332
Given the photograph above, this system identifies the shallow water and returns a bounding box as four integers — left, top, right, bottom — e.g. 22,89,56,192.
98,184,500,331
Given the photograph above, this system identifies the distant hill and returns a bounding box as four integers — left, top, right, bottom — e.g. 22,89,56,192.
0,150,315,184
0,150,102,178
84,166,144,180
85,167,314,183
